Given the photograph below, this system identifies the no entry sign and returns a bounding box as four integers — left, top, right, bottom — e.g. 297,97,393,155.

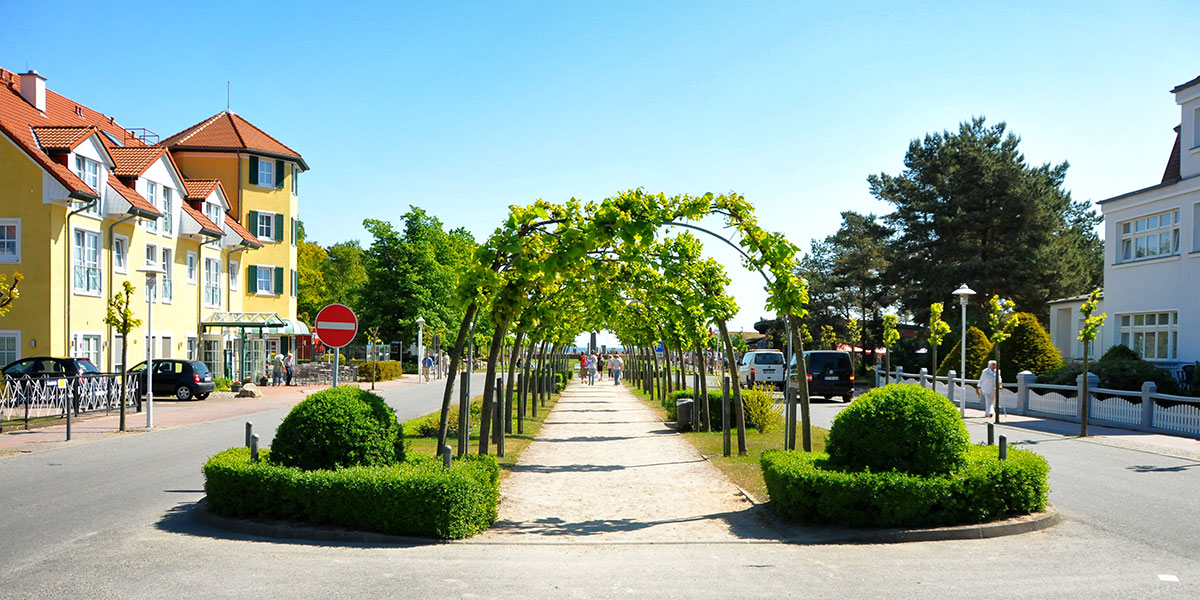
314,304,358,348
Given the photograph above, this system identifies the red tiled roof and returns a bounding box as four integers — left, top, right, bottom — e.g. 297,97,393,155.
109,146,166,177
163,111,306,169
106,173,161,216
224,214,262,247
30,125,93,151
182,178,221,200
181,202,222,237
1162,126,1181,183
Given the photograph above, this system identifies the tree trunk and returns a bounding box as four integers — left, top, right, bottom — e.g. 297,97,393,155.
437,302,477,451
717,319,748,455
1080,344,1090,437
786,315,813,452
698,342,710,432
477,315,510,455
505,330,525,435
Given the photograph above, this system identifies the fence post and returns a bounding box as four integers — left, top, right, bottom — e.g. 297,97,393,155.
895,366,904,385
919,367,928,389
946,370,957,405
1017,371,1034,415
1141,381,1156,430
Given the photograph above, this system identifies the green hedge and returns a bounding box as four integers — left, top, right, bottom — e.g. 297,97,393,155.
356,360,406,382
270,386,404,470
761,446,1049,528
203,448,499,539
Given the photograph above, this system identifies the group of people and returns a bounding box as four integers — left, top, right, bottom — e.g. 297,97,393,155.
266,352,295,386
578,351,624,386
420,353,450,382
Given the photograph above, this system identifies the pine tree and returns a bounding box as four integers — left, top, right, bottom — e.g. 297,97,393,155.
936,326,992,379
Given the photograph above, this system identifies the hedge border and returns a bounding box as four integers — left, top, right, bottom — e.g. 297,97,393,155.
203,448,499,540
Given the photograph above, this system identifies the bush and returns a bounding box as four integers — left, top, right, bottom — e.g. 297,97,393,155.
761,445,1049,528
742,384,782,433
936,326,992,378
204,448,498,539
356,360,405,382
213,377,233,392
825,384,969,476
414,400,482,438
998,313,1062,380
270,386,405,470
1038,344,1180,393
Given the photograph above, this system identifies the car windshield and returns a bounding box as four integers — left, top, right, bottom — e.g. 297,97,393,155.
754,353,784,365
808,353,851,373
76,359,100,374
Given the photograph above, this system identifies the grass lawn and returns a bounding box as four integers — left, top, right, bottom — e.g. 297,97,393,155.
402,388,562,480
622,381,828,502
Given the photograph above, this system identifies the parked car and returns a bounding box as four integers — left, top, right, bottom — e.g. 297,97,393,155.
2,356,101,378
128,359,214,400
790,350,855,402
739,349,787,388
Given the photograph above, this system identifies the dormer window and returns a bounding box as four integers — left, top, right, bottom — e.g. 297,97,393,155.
204,201,223,228
73,156,102,216
145,182,158,232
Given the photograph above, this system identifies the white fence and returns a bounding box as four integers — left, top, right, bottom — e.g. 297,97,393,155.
879,367,1200,439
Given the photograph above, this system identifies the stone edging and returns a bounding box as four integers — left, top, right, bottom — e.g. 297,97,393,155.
774,506,1061,544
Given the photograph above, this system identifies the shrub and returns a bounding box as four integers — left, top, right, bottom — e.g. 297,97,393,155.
356,360,405,382
1038,344,1180,393
742,384,782,433
761,445,1049,528
998,313,1062,380
936,326,992,378
270,386,405,470
204,448,499,539
213,377,233,392
414,400,482,438
825,384,969,476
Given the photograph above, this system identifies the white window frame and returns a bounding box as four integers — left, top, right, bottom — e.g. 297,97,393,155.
113,234,128,274
72,227,102,296
145,243,158,302
256,264,275,295
291,166,298,195
204,201,223,228
160,247,173,304
0,330,20,366
145,181,159,233
257,159,274,189
257,212,275,240
1119,209,1180,263
1118,311,1179,361
186,251,198,285
229,259,239,291
204,257,221,308
73,332,101,366
73,156,102,217
0,218,20,263
186,336,198,361
161,187,174,235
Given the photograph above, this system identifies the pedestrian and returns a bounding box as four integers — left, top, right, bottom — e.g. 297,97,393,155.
587,352,597,385
976,360,1000,417
598,354,607,382
611,353,623,386
271,352,284,386
441,353,449,379
422,353,434,383
579,352,587,381
284,352,294,386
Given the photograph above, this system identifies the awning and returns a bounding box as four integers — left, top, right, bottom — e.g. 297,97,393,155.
201,312,287,330
278,319,310,336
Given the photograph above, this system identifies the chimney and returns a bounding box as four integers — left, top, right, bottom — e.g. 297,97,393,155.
19,70,46,112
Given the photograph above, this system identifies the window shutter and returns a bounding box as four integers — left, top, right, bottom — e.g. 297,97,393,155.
291,218,297,245
247,265,257,290
248,210,259,233
291,269,297,297
248,156,259,185
274,266,284,295
275,160,284,188
273,213,284,242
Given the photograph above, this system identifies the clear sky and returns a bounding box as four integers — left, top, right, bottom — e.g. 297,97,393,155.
5,1,1198,345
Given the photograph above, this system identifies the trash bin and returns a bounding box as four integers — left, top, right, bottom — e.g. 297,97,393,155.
676,398,693,432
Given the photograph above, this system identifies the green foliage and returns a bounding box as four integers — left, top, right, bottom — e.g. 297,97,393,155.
742,384,782,433
1038,345,1180,393
1078,288,1105,344
936,326,992,378
356,360,405,382
415,400,482,438
103,280,142,334
826,384,969,476
997,313,1062,380
203,448,498,539
214,377,233,392
270,386,405,470
882,314,900,348
761,445,1050,528
987,296,1019,346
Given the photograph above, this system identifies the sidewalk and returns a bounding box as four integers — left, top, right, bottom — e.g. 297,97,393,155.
0,375,427,455
478,381,777,543
958,408,1200,460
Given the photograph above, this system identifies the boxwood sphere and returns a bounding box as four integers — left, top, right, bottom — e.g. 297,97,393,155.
825,383,968,476
270,386,405,471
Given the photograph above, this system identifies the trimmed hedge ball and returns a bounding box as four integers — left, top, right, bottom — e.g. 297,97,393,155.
825,383,969,476
270,386,405,471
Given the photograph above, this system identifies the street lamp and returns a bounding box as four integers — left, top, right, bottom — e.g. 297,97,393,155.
416,316,426,383
952,284,976,418
137,264,166,428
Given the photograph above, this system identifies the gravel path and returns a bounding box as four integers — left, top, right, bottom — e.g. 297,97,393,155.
479,382,776,543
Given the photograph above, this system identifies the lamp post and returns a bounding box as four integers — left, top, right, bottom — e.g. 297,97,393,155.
952,284,976,418
137,264,166,428
416,316,426,383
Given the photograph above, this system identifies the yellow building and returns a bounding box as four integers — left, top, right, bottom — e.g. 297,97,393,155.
0,67,306,382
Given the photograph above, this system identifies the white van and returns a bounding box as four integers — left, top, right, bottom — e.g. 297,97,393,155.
738,349,786,388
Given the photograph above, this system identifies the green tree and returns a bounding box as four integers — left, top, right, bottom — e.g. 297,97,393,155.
869,117,1103,323
1078,289,1105,437
296,240,329,325
881,314,899,376
103,281,141,431
825,212,893,365
986,296,1019,423
997,312,1062,380
927,302,951,384
324,241,367,311
0,271,22,318
937,326,992,380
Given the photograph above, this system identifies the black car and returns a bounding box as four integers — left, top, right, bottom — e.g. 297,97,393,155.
128,360,215,400
2,356,101,378
790,351,855,402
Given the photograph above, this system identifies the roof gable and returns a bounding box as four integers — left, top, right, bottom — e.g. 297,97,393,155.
164,111,306,169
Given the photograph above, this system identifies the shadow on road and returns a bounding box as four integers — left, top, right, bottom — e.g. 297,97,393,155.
488,504,776,539
508,459,705,474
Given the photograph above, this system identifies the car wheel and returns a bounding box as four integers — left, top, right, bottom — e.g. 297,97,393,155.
841,394,853,402
175,385,193,400
196,393,210,400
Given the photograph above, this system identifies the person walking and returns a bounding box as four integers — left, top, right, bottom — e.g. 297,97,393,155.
611,353,623,386
597,354,607,382
587,352,598,385
284,352,294,386
976,360,1000,418
579,352,588,382
422,353,434,383
271,352,284,386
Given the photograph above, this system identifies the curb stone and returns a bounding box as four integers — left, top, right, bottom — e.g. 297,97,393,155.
193,498,445,546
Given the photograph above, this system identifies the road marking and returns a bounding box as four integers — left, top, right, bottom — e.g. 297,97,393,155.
1158,574,1179,582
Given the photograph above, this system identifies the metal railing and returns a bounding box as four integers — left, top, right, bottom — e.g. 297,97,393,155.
290,362,359,387
880,367,1200,439
1,373,140,429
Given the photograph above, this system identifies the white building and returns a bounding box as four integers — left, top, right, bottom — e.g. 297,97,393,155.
1051,75,1200,380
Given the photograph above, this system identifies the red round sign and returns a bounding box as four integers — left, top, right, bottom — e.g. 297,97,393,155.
314,304,358,348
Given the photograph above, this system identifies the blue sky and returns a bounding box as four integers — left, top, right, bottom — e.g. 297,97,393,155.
4,1,1198,340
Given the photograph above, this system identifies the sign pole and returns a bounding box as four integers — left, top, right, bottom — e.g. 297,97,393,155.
333,347,340,387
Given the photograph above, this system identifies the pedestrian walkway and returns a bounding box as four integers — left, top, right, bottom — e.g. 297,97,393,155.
479,381,776,543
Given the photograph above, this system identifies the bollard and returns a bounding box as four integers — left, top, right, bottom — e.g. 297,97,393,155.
999,435,1007,461
987,422,994,446
442,445,453,468
250,433,260,463
245,421,253,448
65,388,72,442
